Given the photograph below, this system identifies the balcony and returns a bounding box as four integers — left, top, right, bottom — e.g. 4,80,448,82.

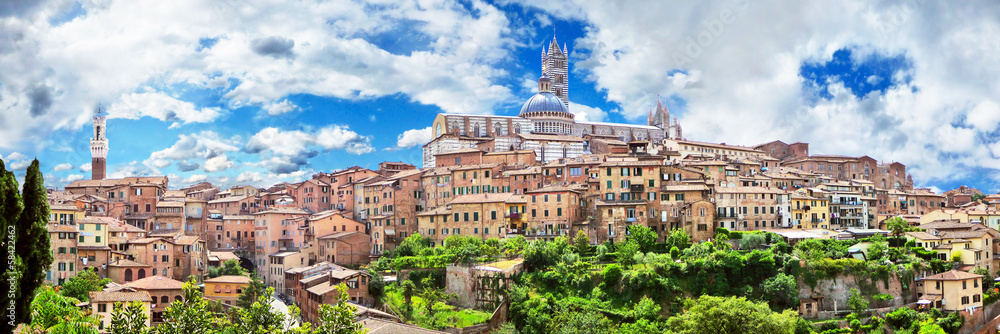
629,184,645,193
505,213,521,220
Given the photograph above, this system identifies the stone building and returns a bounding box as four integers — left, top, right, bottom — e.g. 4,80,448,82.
422,35,680,168
47,223,80,285
524,185,583,240
714,186,787,231
417,193,512,245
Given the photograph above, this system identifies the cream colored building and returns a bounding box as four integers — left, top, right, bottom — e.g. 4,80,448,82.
916,270,984,312
90,291,152,333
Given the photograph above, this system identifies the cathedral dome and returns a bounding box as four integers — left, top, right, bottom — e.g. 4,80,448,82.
518,92,571,117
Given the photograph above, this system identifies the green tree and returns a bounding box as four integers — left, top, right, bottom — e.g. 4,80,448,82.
626,225,657,252
573,230,591,253
401,280,417,317
0,161,22,334
396,233,429,257
26,286,100,333
61,268,112,302
314,284,364,334
886,216,909,246
110,301,150,334
972,193,986,203
367,269,386,308
550,309,616,334
664,229,692,250
236,273,267,309
207,259,248,279
664,295,798,334
740,233,767,250
419,277,450,325
16,159,53,325
154,280,222,334
616,241,640,266
500,235,527,258
759,273,800,311
866,234,889,261
229,286,301,334
847,288,869,315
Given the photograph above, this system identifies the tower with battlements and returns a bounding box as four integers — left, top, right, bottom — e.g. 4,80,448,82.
91,108,108,180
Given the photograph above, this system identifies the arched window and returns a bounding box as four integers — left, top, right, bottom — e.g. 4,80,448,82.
513,124,521,134
473,124,480,137
160,296,168,304
137,269,146,280
494,122,502,136
175,295,182,302
436,124,442,137
124,269,133,282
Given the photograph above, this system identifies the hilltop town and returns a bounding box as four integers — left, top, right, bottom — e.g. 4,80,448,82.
27,35,1000,334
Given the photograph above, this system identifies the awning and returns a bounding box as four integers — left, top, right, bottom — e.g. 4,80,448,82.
384,229,396,236
917,299,933,305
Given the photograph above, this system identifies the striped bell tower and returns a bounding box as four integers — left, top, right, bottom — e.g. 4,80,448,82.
541,36,569,110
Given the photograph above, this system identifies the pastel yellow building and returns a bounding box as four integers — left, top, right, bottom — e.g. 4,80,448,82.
907,226,996,273
50,203,84,225
920,210,970,226
791,192,830,229
90,290,152,333
204,275,251,305
78,216,112,275
916,270,983,312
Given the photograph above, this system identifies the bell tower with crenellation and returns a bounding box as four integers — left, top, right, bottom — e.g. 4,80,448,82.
91,107,108,180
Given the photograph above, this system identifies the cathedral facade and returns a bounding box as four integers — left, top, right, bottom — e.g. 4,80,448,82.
422,36,683,167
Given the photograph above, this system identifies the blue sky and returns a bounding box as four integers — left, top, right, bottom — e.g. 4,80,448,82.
1,0,999,193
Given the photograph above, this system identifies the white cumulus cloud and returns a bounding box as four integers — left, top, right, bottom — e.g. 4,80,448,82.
395,127,433,149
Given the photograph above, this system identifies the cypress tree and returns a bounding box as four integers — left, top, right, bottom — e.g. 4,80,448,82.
14,160,51,325
0,161,21,334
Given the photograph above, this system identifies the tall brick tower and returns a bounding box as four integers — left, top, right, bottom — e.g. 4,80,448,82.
541,36,569,110
90,107,108,180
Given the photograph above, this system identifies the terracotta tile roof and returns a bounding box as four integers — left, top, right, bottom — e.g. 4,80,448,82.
208,251,239,262
714,186,786,194
318,231,362,240
598,160,663,167
301,274,329,286
89,291,152,303
417,206,452,216
204,275,251,284
123,276,185,290
50,204,80,211
128,237,165,245
921,270,984,281
905,231,940,240
173,236,200,245
307,281,336,296
47,224,80,233
525,185,579,194
108,259,151,268
254,207,309,215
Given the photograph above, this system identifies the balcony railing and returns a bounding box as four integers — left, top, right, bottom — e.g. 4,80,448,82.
505,213,521,219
